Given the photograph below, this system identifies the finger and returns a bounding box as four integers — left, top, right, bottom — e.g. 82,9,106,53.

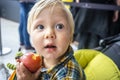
20,62,26,71
20,62,31,73
16,59,21,62
16,62,27,75
16,62,20,72
16,62,28,79
16,62,21,78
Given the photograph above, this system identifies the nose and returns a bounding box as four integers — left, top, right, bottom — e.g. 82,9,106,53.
44,28,55,39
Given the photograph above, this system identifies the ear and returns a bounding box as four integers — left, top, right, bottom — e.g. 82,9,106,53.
70,35,73,43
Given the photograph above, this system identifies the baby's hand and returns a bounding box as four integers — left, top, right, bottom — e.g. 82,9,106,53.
16,62,41,80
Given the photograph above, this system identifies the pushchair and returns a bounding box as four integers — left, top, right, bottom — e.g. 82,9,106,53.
74,33,120,80
94,33,120,69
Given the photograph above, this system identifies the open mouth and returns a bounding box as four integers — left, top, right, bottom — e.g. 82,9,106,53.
44,45,56,48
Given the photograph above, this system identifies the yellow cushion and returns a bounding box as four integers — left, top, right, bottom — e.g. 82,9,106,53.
74,49,120,80
74,49,99,69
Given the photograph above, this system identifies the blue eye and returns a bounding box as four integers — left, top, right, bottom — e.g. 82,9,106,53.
37,25,44,30
56,24,64,30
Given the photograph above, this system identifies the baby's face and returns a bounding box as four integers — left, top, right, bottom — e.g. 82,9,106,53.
30,5,71,61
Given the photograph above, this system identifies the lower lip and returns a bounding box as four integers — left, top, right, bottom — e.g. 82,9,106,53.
45,48,56,52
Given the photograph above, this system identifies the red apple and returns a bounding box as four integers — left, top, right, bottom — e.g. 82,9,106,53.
20,52,42,73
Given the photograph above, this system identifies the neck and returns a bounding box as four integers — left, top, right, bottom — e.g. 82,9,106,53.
43,58,59,69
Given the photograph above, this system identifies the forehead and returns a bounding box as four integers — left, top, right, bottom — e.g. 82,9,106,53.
38,4,69,19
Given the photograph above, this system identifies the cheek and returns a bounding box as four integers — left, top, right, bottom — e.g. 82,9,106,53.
58,33,71,47
31,34,42,49
65,31,72,43
58,35,71,55
31,35,36,48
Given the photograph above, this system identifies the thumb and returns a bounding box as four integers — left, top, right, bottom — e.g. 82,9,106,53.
34,67,41,79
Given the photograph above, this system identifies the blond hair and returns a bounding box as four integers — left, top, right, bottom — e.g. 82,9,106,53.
27,0,74,40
